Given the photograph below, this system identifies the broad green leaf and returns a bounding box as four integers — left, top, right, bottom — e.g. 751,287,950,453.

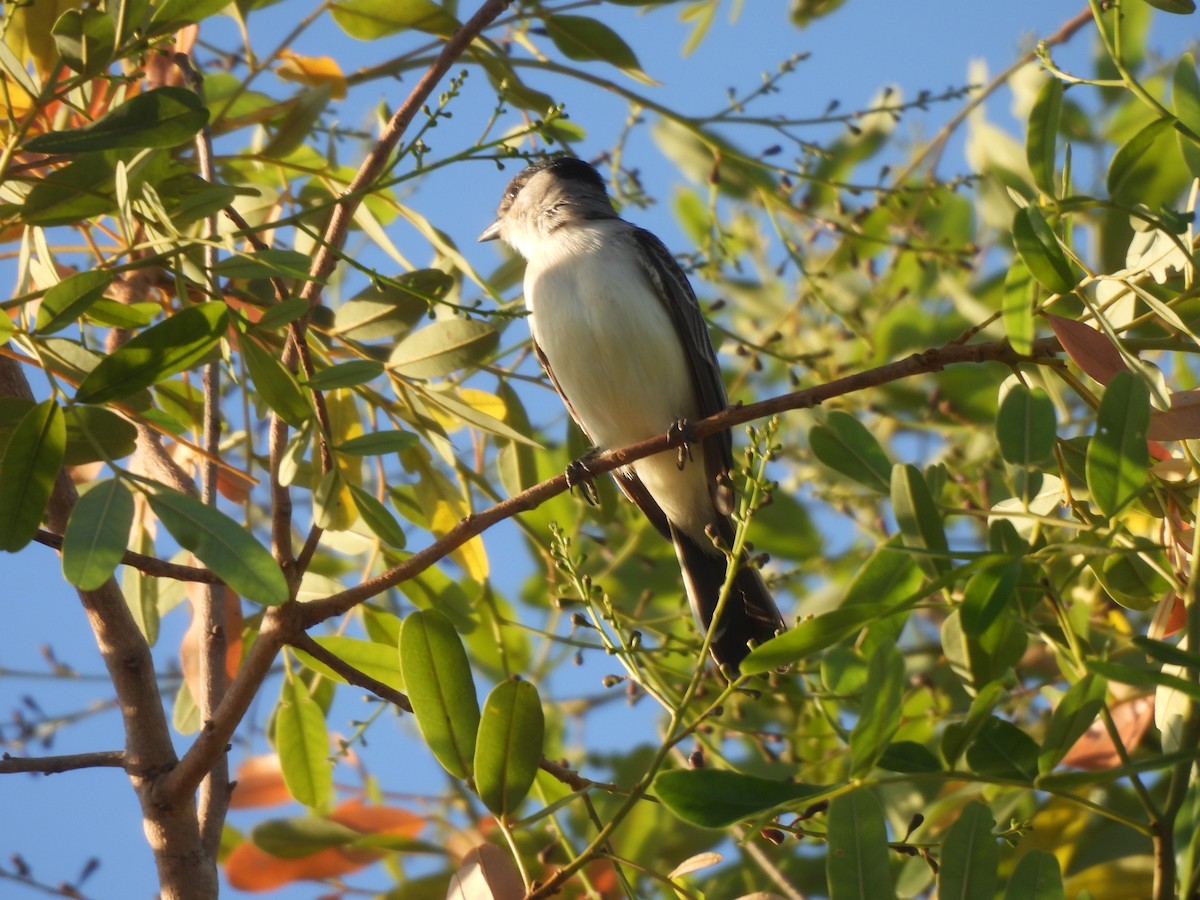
496,380,539,498
849,644,905,777
0,400,65,552
1107,117,1175,203
1002,261,1035,357
75,302,229,404
85,299,159,330
827,791,893,900
890,463,950,576
388,318,499,379
741,604,888,674
276,676,333,809
251,817,361,858
214,249,314,281
24,87,209,153
240,336,311,427
809,411,891,493
474,680,545,817
545,14,643,72
996,385,1056,467
254,298,311,332
63,405,138,464
0,309,11,347
966,716,1039,781
1039,675,1107,772
305,360,384,390
51,7,115,77
1174,54,1200,177
1144,0,1196,11
399,609,480,779
960,560,1020,636
330,0,459,39
472,50,556,114
146,489,289,606
1132,635,1200,670
261,84,333,160
292,635,405,692
20,153,119,226
348,484,407,549
1003,849,1065,900
878,740,943,773
937,801,998,900
1088,658,1200,701
1026,77,1062,197
62,479,134,590
1013,207,1077,294
149,0,234,31
331,272,448,340
653,769,830,829
336,430,419,456
1093,546,1170,611
1086,370,1150,517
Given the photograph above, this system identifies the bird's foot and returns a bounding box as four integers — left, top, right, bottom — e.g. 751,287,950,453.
566,455,600,506
667,418,695,470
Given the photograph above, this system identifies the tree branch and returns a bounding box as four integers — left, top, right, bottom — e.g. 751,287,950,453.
33,530,218,583
0,750,127,775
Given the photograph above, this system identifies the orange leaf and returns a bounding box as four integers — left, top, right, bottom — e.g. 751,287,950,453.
275,51,347,100
224,843,368,891
1149,390,1200,441
1046,314,1126,385
180,584,243,702
1059,695,1153,770
329,798,424,837
229,755,292,809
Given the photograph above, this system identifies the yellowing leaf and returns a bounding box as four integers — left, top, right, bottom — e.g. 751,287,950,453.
275,51,347,100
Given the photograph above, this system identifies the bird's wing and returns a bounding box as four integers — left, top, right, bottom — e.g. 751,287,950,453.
532,339,672,538
631,228,735,514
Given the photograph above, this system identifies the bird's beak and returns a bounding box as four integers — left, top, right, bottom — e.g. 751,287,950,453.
478,220,502,242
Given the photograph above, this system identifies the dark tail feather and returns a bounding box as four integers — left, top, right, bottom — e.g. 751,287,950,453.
670,525,786,671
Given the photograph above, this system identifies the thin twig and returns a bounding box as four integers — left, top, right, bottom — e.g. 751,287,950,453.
0,750,127,775
33,530,218,583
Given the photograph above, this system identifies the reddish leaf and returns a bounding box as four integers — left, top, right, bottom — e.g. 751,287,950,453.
1149,390,1200,440
1047,314,1126,385
179,583,243,704
1059,695,1153,769
229,755,292,810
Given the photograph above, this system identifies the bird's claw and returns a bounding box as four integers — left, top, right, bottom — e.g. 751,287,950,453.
566,457,600,506
667,418,695,470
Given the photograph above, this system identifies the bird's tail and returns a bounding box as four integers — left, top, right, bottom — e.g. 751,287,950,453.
670,524,786,672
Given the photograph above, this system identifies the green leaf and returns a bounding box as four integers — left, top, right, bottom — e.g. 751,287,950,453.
809,411,891,493
347,485,407,549
24,87,208,153
1093,546,1170,611
276,676,333,809
1013,207,1078,294
827,791,893,900
251,817,361,859
849,644,905,777
336,430,419,456
240,336,311,427
1144,0,1196,13
330,0,460,39
146,489,289,606
331,272,448,340
653,769,830,829
51,7,115,77
75,302,229,404
1174,53,1200,177
149,0,235,31
544,14,643,72
61,479,134,590
1039,675,1107,772
19,153,118,226
63,405,138,465
474,679,545,817
0,400,66,552
890,463,950,576
741,604,888,674
254,298,311,332
261,84,333,161
996,385,1056,467
966,716,1039,781
1026,77,1062,197
878,741,943,774
304,360,384,390
1088,658,1200,700
388,318,499,379
1085,370,1150,517
291,635,405,692
937,801,998,900
1002,261,1036,357
960,560,1020,636
1107,117,1175,203
1003,849,1065,900
399,609,480,779
214,249,314,281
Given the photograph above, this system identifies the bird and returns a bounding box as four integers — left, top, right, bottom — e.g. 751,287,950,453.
479,155,786,672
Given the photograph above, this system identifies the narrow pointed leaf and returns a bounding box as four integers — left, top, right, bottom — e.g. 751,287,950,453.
388,319,498,379
1039,675,1107,773
891,463,950,576
1107,118,1174,203
35,270,113,334
474,679,545,817
240,336,311,427
937,801,998,900
1002,261,1035,356
809,411,891,493
827,791,893,900
336,430,419,456
1013,207,1077,294
348,485,407,549
849,644,905,776
961,561,1020,636
62,479,134,590
399,609,480,779
966,717,1039,780
276,676,333,809
653,769,829,829
741,604,887,674
1174,53,1200,177
305,360,384,390
292,635,405,692
1026,78,1062,197
147,489,288,605
330,0,460,39
76,302,228,404
0,400,65,551
545,14,643,72
1086,370,1150,516
1003,849,1064,900
996,385,1057,467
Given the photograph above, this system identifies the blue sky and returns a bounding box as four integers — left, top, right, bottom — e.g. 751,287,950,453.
0,2,1191,898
